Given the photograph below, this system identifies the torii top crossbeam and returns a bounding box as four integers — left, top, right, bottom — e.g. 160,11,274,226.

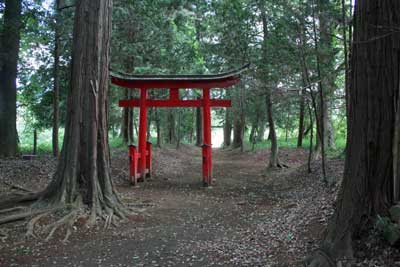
111,64,249,89
111,64,248,187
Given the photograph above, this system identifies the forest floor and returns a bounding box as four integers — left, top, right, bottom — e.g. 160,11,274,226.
0,145,399,266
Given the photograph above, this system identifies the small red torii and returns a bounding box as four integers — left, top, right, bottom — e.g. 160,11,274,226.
111,65,248,187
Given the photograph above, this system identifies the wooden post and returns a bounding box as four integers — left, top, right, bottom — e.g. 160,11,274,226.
202,88,212,186
129,145,138,185
138,88,148,180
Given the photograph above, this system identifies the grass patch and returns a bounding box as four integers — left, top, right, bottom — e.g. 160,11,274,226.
246,135,346,159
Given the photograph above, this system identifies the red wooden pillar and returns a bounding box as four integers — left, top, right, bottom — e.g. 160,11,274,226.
138,88,148,180
129,145,139,185
202,88,212,186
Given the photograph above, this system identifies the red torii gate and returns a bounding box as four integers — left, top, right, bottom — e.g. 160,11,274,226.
111,65,248,187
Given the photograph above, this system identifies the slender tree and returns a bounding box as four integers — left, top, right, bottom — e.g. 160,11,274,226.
0,0,22,157
52,0,61,157
297,88,306,147
259,2,281,168
307,0,400,265
196,97,203,146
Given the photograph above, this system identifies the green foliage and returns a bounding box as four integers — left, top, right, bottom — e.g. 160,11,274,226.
14,0,349,154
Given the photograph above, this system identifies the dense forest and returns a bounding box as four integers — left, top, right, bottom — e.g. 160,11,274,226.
0,0,399,266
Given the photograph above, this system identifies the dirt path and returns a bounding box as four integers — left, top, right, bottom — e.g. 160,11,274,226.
0,146,340,267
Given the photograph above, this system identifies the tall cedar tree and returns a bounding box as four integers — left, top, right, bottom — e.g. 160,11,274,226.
307,0,400,265
0,0,22,157
52,0,61,157
41,0,127,222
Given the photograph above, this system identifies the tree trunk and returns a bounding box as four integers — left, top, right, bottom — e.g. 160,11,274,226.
121,89,129,144
147,108,152,141
155,109,161,148
189,108,195,144
312,0,327,181
260,3,280,167
128,93,134,144
176,109,181,149
232,116,244,149
52,0,61,157
266,93,280,168
167,110,175,144
195,97,202,146
249,108,260,144
297,89,306,147
33,129,37,155
223,108,232,147
285,108,290,142
40,0,127,220
0,0,22,157
318,0,337,150
257,121,265,142
307,1,399,265
249,122,257,144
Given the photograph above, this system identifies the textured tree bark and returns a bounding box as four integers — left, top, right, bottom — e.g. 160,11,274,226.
176,109,181,149
307,1,399,265
249,122,257,143
312,0,327,181
33,129,37,155
167,110,175,144
195,97,203,146
223,108,232,147
52,0,61,157
189,108,196,144
0,0,22,157
121,89,129,144
297,89,305,147
121,80,135,145
232,116,244,149
40,0,127,220
155,109,161,148
394,80,400,203
260,3,280,167
318,0,337,150
266,93,280,168
147,108,152,141
128,92,134,144
257,121,265,142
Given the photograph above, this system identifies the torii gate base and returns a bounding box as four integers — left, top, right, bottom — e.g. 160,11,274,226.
111,65,247,187
128,142,152,185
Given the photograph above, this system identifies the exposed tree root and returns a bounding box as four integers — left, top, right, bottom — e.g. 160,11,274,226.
45,209,78,242
103,210,114,230
0,228,10,242
0,192,41,210
0,190,142,242
3,181,33,193
304,249,336,267
0,207,58,225
305,244,355,267
277,162,289,169
26,211,52,239
0,206,24,215
268,162,289,169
